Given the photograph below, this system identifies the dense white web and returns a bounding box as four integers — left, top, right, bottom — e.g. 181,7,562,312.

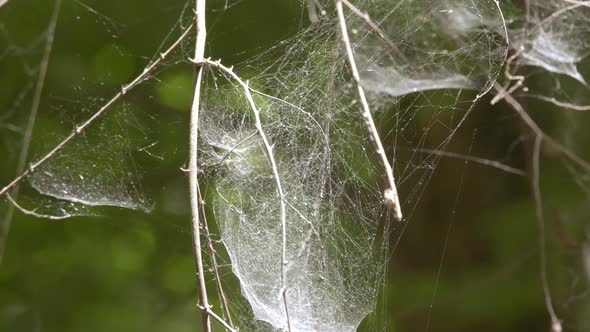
513,0,590,85
198,1,508,330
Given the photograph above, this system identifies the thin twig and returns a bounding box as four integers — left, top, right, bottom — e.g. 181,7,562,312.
522,95,590,111
491,46,525,105
537,2,584,28
531,136,562,332
340,0,406,62
189,0,211,331
197,304,238,332
197,187,235,330
5,194,70,220
0,0,61,265
335,0,403,221
192,58,292,332
495,83,590,173
405,147,527,176
0,22,195,198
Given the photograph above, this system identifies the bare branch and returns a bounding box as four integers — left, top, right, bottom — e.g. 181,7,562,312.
531,136,562,332
188,0,211,331
340,0,406,61
335,0,403,221
197,304,238,332
523,95,590,111
5,194,70,220
495,83,590,173
197,188,235,331
491,46,526,105
191,57,292,332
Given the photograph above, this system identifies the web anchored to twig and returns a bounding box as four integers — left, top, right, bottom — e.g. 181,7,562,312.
335,0,403,221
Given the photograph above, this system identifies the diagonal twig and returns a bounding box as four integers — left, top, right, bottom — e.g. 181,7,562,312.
197,187,235,331
0,22,195,198
335,0,403,221
339,0,406,61
495,83,590,174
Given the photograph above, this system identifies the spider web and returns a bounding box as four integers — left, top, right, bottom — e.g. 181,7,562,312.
198,1,508,330
3,0,560,331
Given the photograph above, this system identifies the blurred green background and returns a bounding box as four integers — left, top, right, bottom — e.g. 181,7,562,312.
1,0,590,331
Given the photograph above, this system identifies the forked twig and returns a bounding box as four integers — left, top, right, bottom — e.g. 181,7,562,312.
498,80,584,331
0,22,195,198
191,58,292,332
491,46,525,105
335,0,403,221
197,304,238,332
495,83,590,174
188,0,211,331
0,0,61,265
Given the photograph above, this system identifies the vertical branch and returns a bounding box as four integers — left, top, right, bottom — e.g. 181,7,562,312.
531,136,562,332
335,0,403,221
498,83,567,332
189,0,211,331
193,59,292,332
0,0,61,265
